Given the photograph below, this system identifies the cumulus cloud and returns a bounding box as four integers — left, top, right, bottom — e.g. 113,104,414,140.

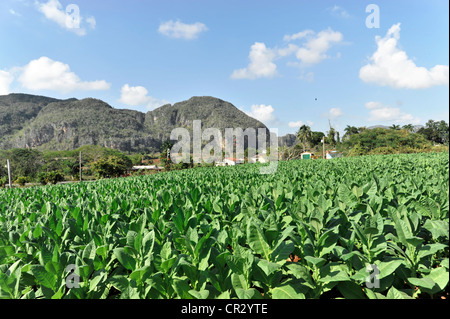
329,107,344,119
231,42,278,80
36,0,95,36
18,57,110,93
119,84,169,111
232,28,343,80
158,20,208,39
293,28,343,66
288,121,304,128
328,5,350,19
365,101,420,124
0,70,14,95
283,30,314,42
360,23,449,89
9,9,21,17
243,104,277,125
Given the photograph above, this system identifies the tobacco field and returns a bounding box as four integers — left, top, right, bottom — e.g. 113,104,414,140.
0,152,448,299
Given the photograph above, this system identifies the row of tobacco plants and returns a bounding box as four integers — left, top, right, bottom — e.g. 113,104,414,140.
0,152,448,299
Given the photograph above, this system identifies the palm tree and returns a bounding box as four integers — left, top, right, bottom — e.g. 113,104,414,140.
296,125,312,153
343,125,359,139
402,124,414,132
390,124,401,130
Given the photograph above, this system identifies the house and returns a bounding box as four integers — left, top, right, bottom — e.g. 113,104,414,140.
325,150,342,159
300,152,313,159
250,154,268,163
215,157,245,166
131,165,163,171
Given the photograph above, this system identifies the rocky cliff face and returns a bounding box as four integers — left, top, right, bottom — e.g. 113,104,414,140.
278,134,297,147
0,94,269,153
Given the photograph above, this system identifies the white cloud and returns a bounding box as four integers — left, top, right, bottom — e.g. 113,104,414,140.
292,28,343,66
283,30,314,42
119,84,169,111
365,101,420,124
9,9,21,17
158,20,208,39
86,16,96,29
328,5,350,19
36,0,95,36
244,104,276,124
288,121,304,128
231,42,278,80
233,28,343,80
299,71,314,82
360,23,449,89
18,56,110,93
0,70,14,95
329,107,344,119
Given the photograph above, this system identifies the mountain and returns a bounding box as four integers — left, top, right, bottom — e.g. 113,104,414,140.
278,133,297,147
0,94,268,153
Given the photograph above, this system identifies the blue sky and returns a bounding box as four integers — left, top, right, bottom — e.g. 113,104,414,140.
1,0,448,136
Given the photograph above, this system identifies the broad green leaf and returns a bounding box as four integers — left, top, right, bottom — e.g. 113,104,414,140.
247,221,270,260
337,281,366,299
231,273,247,290
386,286,413,299
271,285,305,299
113,248,136,271
188,289,210,299
30,265,57,290
235,288,263,299
257,259,281,277
304,256,326,268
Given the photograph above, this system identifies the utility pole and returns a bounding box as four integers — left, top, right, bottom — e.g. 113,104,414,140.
7,159,12,188
79,151,82,182
322,138,326,159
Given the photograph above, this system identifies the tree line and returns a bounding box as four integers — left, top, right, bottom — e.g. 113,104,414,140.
281,119,449,160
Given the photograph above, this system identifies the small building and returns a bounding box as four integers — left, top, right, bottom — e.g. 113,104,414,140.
250,154,268,163
132,165,163,171
326,150,342,159
300,152,313,160
215,157,245,166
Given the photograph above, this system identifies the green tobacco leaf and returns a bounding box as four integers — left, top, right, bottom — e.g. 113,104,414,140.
113,248,136,271
189,289,210,299
417,243,448,260
304,256,327,268
30,265,57,290
337,281,366,299
257,259,281,277
271,285,305,299
235,288,262,299
247,221,270,260
375,259,404,280
407,277,436,290
319,270,350,284
423,220,449,240
231,273,248,290
386,286,413,299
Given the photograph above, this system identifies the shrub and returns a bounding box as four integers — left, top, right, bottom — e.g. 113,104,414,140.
15,176,30,187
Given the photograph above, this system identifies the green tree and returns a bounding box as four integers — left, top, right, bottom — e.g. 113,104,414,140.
159,140,174,171
296,125,312,153
92,155,132,178
402,124,414,133
343,125,359,140
9,148,44,179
